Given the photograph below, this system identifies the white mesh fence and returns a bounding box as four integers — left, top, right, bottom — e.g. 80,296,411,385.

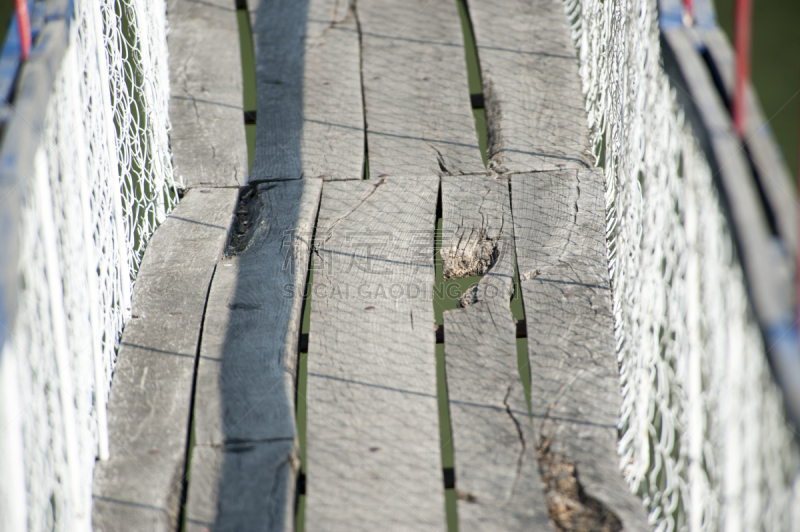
0,0,177,529
562,0,800,530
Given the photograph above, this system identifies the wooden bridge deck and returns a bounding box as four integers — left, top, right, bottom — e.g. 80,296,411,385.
92,0,650,530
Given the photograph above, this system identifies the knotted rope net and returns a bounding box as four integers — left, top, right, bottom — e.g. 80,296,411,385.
0,0,177,529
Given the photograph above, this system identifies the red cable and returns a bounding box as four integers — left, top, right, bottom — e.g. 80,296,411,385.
733,0,753,138
15,0,31,61
683,0,694,26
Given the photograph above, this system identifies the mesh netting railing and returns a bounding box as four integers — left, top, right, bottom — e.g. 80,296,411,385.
563,0,800,529
0,0,177,529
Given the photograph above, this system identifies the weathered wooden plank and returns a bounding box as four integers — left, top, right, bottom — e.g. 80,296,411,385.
511,170,649,530
305,177,444,530
92,188,238,532
167,0,248,187
699,26,797,255
436,321,527,344
468,0,592,173
249,0,363,181
441,175,553,530
185,441,297,532
185,179,321,531
359,0,485,177
247,0,261,57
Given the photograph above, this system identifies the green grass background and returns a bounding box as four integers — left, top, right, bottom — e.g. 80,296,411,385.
714,0,800,181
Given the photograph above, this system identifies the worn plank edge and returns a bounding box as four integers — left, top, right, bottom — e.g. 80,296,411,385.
92,189,239,532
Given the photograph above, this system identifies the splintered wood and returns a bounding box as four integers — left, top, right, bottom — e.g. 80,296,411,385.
512,170,649,530
441,176,553,531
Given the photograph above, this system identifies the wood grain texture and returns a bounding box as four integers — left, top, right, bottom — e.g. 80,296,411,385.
185,179,321,531
468,0,592,173
441,175,553,531
92,188,238,532
250,0,364,181
511,170,649,530
359,0,485,177
168,0,249,187
185,441,297,532
305,177,445,531
699,27,797,255
247,0,262,57
661,28,789,327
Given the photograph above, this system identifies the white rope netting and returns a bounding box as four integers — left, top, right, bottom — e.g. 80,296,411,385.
562,0,800,530
0,0,177,529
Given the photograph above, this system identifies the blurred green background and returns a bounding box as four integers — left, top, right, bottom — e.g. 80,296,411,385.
715,0,800,181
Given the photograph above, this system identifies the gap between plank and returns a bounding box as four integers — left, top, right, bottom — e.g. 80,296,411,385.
181,0,256,192
509,232,532,416
299,320,525,350
235,0,257,174
456,0,488,167
433,184,460,532
504,177,532,417
178,262,220,532
353,2,369,180
294,197,320,532
432,5,496,521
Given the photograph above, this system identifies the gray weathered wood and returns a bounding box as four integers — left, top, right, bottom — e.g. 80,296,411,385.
250,0,364,181
468,0,592,173
185,441,297,532
305,177,445,531
92,188,238,532
168,0,248,187
247,0,261,58
185,179,321,531
511,170,649,530
699,26,797,254
661,27,790,328
359,0,485,177
441,175,553,531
